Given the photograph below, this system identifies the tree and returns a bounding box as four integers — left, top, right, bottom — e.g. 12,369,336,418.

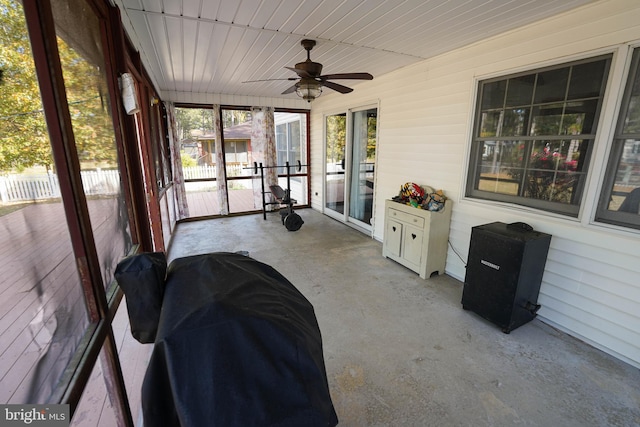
367,115,377,160
0,0,52,172
222,109,250,129
56,35,118,168
1,0,119,173
175,107,252,141
175,107,213,140
326,114,346,164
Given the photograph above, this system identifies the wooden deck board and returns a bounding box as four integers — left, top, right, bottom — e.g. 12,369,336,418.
112,302,152,424
70,354,118,427
186,188,260,217
0,197,129,405
0,203,76,297
70,302,150,427
0,189,258,417
0,258,86,403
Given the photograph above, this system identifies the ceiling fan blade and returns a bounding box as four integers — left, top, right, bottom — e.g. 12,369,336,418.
322,81,353,94
282,84,298,95
320,72,373,81
243,77,298,83
285,66,312,79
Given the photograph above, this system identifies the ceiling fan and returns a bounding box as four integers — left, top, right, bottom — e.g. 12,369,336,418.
243,39,373,102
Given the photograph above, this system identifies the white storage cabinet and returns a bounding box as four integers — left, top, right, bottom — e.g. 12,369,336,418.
382,199,452,279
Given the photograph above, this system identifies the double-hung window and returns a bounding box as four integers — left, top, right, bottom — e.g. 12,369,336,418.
596,48,640,230
466,56,611,216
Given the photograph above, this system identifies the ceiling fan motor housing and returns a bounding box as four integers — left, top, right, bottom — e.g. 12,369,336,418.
295,60,323,77
297,39,323,77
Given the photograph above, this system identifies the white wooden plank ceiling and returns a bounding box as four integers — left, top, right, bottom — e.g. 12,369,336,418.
113,0,597,100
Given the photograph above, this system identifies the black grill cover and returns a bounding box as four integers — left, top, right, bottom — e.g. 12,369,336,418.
140,252,338,427
115,252,167,343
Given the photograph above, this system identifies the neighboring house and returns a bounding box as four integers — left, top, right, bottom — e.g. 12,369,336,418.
195,121,253,167
180,139,198,160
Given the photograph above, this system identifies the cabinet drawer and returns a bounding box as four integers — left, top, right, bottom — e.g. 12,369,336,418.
388,208,425,228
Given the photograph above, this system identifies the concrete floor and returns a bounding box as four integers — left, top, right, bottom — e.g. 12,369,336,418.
167,209,640,427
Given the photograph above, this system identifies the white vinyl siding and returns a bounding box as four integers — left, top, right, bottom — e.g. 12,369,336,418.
310,0,640,368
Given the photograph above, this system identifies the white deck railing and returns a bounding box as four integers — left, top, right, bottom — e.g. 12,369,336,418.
1,164,285,204
0,169,121,204
182,164,249,180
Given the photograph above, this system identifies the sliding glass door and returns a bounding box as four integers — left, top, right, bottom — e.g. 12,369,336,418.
325,113,347,215
349,108,377,226
324,106,378,231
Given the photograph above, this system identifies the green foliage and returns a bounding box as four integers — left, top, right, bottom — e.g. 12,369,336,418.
324,114,376,163
181,151,196,167
176,108,212,140
326,114,346,163
0,0,118,173
0,0,52,172
367,116,377,160
506,142,579,204
175,108,252,142
222,110,250,128
56,26,117,168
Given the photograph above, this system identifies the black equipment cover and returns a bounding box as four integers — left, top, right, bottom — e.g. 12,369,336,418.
115,252,167,343
139,252,338,427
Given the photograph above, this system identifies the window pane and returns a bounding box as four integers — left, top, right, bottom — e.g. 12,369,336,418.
477,141,524,196
479,110,503,137
276,124,287,150
623,93,640,134
53,0,132,287
326,113,346,214
505,75,535,107
606,139,640,213
0,0,88,403
568,61,607,99
502,108,530,136
289,120,301,163
531,103,564,135
561,99,599,135
222,109,253,214
524,170,580,203
623,61,640,134
534,68,569,103
481,80,506,110
525,140,585,203
175,107,221,218
148,100,170,190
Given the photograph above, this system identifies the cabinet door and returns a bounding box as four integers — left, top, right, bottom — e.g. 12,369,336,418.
385,219,403,257
403,225,423,266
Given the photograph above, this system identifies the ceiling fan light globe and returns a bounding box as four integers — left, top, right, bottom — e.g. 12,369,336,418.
295,80,322,102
